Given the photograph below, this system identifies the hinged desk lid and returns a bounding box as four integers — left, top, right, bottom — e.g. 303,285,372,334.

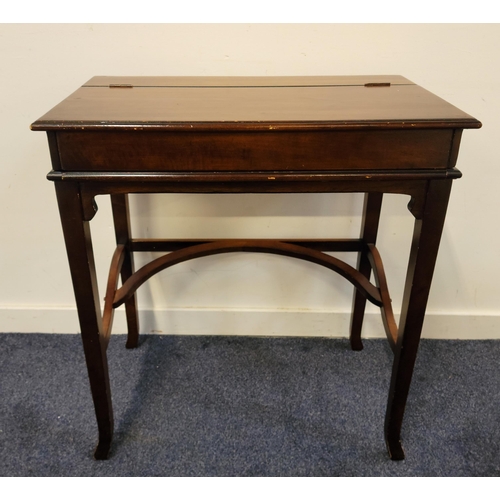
31,75,481,131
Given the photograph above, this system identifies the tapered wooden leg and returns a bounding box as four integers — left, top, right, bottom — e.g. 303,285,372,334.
55,181,114,460
350,192,383,350
385,179,452,460
111,194,140,349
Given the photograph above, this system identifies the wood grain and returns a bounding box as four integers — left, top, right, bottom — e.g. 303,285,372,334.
31,76,480,131
55,129,455,172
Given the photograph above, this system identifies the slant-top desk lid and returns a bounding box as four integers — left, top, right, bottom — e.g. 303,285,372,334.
31,75,481,131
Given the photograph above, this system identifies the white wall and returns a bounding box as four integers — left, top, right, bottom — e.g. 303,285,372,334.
1,23,499,338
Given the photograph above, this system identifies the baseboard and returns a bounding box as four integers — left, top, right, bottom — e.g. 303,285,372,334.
1,306,499,339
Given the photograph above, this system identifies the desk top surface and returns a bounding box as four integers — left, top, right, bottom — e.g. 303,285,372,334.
31,75,481,132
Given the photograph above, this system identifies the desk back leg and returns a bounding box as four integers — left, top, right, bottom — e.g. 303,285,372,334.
350,192,383,350
55,181,114,459
111,194,140,349
384,179,452,460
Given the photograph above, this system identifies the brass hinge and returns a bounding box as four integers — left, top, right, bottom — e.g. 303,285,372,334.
364,82,391,87
109,83,133,89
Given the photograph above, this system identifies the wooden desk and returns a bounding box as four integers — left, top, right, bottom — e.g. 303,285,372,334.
32,75,481,460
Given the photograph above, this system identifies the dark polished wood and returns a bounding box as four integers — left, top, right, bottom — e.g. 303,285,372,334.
54,181,113,460
112,239,383,309
350,192,383,351
33,76,480,460
110,194,139,349
32,75,476,129
52,129,456,172
384,179,453,459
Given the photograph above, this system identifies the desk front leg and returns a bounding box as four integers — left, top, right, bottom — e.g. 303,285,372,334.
385,179,452,460
55,181,114,460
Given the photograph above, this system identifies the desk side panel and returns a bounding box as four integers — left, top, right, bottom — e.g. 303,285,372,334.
56,129,454,172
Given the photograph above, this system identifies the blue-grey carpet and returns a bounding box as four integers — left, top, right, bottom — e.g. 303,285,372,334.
0,333,499,476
